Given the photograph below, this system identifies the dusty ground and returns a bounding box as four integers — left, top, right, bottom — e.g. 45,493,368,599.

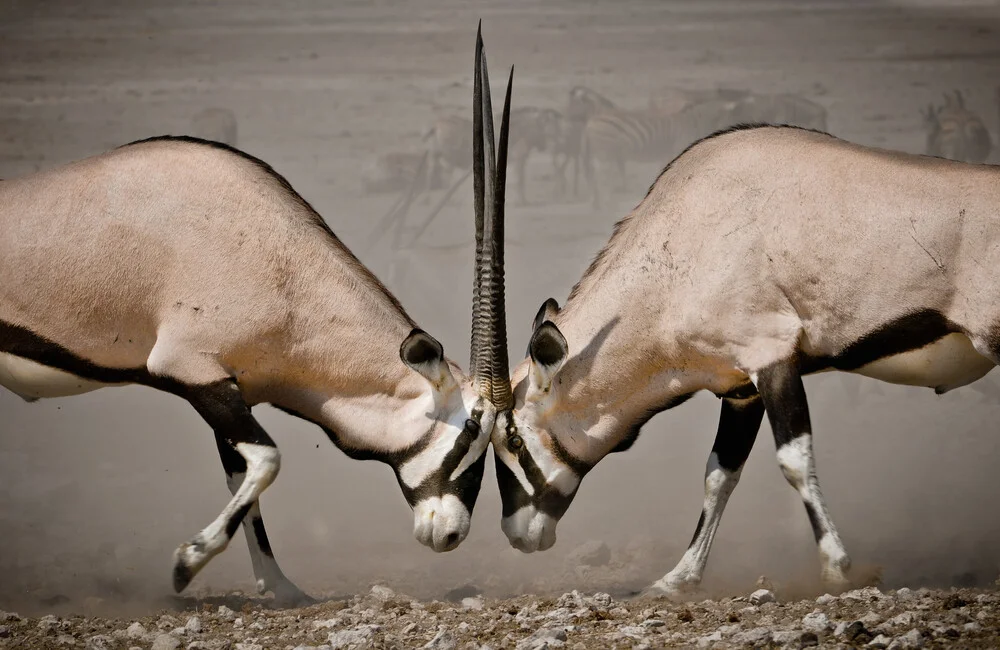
3,584,1000,649
4,0,1000,646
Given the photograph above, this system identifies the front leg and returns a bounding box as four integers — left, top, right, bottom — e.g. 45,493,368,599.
213,434,312,606
756,362,851,588
646,395,764,597
172,379,282,594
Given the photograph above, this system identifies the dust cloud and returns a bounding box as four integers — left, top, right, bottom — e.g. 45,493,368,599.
2,0,1000,617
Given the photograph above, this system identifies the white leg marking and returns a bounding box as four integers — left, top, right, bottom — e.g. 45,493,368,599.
173,443,280,591
776,435,850,586
650,453,741,595
223,472,305,601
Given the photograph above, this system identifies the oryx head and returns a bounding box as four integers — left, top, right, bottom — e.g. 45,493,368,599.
394,24,515,553
491,298,588,553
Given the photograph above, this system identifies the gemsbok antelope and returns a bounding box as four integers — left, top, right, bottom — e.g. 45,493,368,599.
492,122,1000,597
921,90,992,164
0,29,515,604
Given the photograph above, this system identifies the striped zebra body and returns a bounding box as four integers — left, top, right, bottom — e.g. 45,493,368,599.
581,104,727,207
508,106,563,204
556,86,617,199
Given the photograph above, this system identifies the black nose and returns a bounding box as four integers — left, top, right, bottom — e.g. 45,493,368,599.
446,532,460,548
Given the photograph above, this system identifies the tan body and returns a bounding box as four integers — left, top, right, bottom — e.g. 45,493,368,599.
0,136,499,601
494,125,1000,596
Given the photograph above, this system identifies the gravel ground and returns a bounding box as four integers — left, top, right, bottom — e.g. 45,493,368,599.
2,583,999,650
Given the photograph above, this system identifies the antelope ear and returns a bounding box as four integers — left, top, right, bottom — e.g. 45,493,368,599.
527,321,568,396
401,329,456,392
531,298,561,334
526,298,561,358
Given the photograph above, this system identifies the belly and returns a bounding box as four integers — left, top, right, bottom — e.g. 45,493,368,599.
850,333,995,393
0,352,117,400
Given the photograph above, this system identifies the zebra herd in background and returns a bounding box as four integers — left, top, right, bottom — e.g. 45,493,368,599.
361,83,1000,209
183,86,998,212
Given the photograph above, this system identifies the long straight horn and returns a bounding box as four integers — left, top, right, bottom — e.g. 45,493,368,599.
470,23,514,410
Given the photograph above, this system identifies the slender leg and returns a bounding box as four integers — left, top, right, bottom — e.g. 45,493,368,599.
212,433,312,605
172,379,282,594
755,362,851,588
646,395,765,595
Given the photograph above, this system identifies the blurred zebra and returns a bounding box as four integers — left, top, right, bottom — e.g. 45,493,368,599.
555,86,618,199
421,108,564,205
508,107,563,205
361,151,445,195
921,90,992,164
423,115,473,190
189,107,238,147
580,101,734,207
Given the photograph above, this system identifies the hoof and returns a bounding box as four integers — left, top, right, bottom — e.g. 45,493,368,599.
639,580,694,601
172,539,208,593
172,554,194,593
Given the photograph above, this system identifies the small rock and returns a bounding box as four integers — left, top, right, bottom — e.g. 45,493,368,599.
328,624,381,649
462,597,483,611
369,585,395,601
157,615,179,631
841,621,870,642
56,634,77,646
750,589,775,605
887,629,925,650
895,588,914,602
217,606,236,620
608,606,629,618
642,619,665,628
695,631,722,648
185,616,202,634
126,622,148,640
590,592,614,608
868,633,892,648
799,631,819,647
233,618,243,629
0,611,21,622
732,627,771,645
816,593,837,605
802,611,832,633
401,622,418,635
567,540,611,567
843,587,885,602
0,626,9,639
886,612,917,630
515,627,568,650
152,634,182,650
963,621,982,633
423,629,457,650
617,626,646,638
86,635,114,650
170,627,188,637
771,630,796,643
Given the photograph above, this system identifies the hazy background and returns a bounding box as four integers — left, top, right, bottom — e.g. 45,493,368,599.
2,0,1000,615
